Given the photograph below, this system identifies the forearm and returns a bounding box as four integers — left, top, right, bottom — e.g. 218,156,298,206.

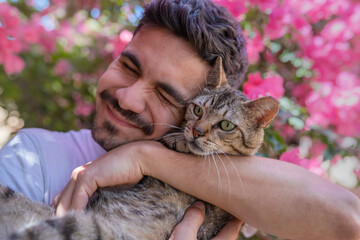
140,142,360,240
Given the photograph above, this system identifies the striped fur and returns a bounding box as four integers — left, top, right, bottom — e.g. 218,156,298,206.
162,86,279,156
0,59,279,240
0,178,230,240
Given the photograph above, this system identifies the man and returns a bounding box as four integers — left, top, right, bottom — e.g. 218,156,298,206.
1,0,360,239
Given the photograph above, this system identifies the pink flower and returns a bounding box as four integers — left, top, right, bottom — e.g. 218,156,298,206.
22,14,45,44
3,54,25,75
332,154,342,166
39,29,57,53
354,168,360,180
264,7,290,40
0,3,26,74
280,147,302,165
321,19,354,42
54,59,72,76
348,5,360,34
0,3,20,31
288,0,351,23
57,21,76,52
280,147,325,176
243,72,284,100
308,140,327,159
248,0,279,12
27,13,57,53
213,0,247,18
273,120,296,141
23,26,41,44
292,15,308,31
291,83,312,107
73,93,95,117
246,30,265,64
305,76,360,137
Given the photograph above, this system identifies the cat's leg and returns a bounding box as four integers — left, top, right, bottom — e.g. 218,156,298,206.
7,212,125,240
160,132,190,153
0,184,54,238
197,204,235,240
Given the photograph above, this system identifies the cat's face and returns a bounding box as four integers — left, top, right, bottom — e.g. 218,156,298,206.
183,86,279,156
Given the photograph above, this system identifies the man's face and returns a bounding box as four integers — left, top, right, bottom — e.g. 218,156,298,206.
92,25,211,151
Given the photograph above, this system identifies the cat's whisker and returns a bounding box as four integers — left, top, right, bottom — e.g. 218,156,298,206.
214,152,232,200
160,133,184,138
200,154,207,171
205,154,211,182
146,122,184,130
213,144,246,195
156,133,185,142
210,152,222,197
196,77,205,94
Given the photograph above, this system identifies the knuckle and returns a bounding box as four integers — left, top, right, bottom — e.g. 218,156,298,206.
186,206,205,220
175,223,197,237
71,165,87,180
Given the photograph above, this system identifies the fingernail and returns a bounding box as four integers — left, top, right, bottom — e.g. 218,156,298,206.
192,201,205,210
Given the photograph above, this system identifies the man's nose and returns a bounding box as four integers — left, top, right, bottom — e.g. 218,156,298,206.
115,80,146,114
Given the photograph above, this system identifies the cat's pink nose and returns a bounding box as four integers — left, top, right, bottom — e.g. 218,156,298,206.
193,128,204,139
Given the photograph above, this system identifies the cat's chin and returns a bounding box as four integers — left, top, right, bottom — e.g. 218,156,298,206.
188,142,208,156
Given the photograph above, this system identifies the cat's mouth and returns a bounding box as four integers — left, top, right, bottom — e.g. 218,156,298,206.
188,141,207,156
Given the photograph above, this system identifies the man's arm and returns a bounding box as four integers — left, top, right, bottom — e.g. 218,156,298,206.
55,141,360,240
140,142,360,240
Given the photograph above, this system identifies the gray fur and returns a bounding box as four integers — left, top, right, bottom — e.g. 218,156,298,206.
0,60,279,240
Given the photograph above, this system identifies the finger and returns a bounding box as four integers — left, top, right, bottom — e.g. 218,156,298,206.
70,165,98,211
55,178,76,217
51,193,61,208
71,184,93,211
211,218,243,240
169,201,205,240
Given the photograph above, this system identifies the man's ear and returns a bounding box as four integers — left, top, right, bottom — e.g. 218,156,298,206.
244,96,280,128
206,57,230,89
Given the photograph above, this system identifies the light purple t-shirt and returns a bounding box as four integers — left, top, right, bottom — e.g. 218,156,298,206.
0,128,106,205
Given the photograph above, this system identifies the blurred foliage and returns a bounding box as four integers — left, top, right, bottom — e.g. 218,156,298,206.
0,0,147,135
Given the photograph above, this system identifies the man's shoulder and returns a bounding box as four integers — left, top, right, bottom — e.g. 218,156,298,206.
0,128,106,204
15,128,91,145
10,128,106,158
16,128,91,140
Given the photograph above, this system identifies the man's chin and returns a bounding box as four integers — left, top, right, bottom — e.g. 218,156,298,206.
91,121,129,151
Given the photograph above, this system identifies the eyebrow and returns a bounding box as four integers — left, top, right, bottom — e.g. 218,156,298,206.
157,82,186,106
121,50,186,107
121,50,142,72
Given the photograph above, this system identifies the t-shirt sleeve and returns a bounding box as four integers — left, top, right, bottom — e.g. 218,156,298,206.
0,131,45,203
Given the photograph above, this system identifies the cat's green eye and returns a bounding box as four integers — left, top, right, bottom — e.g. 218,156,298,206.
193,105,203,117
219,120,235,131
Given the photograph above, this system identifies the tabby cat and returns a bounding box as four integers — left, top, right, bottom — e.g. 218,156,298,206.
0,57,279,240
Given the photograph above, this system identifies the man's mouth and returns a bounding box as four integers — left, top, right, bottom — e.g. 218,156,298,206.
106,104,140,129
99,90,154,135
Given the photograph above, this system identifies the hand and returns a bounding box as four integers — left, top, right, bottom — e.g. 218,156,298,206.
170,202,243,240
52,141,152,216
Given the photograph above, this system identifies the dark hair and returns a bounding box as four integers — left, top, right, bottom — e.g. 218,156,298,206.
135,0,248,89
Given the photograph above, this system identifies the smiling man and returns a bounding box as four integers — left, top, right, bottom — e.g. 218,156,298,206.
92,26,211,151
1,0,360,239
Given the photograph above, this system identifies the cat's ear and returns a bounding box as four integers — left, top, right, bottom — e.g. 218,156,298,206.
245,96,280,128
206,57,230,89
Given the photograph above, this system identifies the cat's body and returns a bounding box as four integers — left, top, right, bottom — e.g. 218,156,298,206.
0,58,279,240
0,177,230,240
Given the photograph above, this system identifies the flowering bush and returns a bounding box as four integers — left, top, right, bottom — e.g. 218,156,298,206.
1,0,360,238
216,0,360,192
